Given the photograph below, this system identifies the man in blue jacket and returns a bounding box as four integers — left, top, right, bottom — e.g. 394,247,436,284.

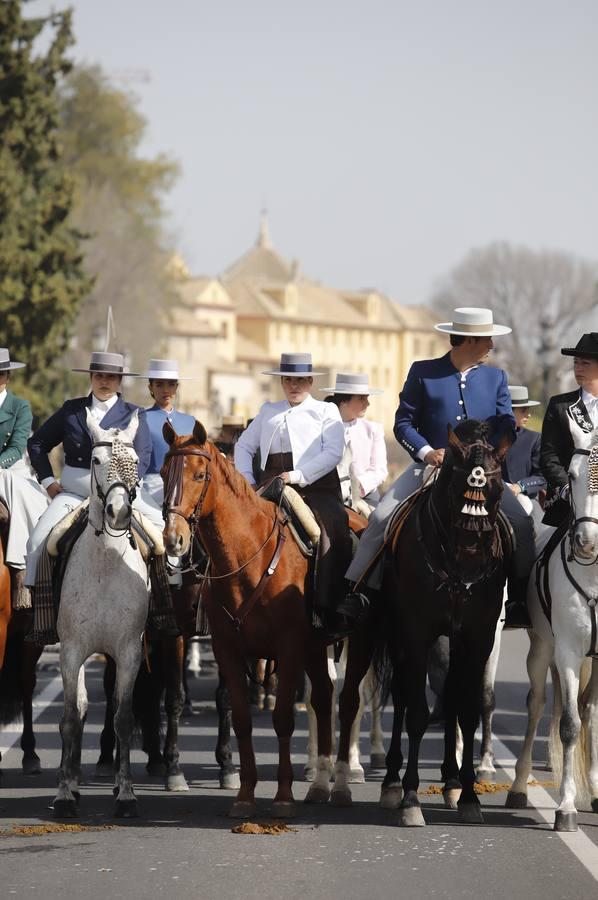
502,385,546,501
344,307,535,629
25,351,152,588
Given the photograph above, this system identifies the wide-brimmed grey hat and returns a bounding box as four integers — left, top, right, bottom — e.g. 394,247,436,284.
435,307,511,337
262,352,324,377
509,385,540,408
72,351,138,376
319,372,383,395
0,348,26,371
143,358,193,380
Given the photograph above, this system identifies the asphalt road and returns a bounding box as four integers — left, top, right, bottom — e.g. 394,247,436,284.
0,631,597,900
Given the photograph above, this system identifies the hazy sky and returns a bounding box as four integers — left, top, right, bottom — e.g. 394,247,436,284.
33,1,598,304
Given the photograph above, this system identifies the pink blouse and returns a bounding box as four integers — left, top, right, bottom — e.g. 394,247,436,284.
344,417,388,496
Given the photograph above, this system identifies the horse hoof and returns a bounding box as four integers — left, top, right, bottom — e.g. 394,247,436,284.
370,753,386,770
229,801,256,819
22,755,41,776
272,801,296,819
182,702,194,718
220,769,241,790
398,805,425,827
330,788,353,807
476,769,496,784
380,785,403,809
53,798,79,818
166,773,189,792
349,766,365,784
304,784,330,804
114,799,139,818
266,694,276,711
591,798,598,814
505,791,528,809
554,810,577,832
146,760,167,777
95,762,114,779
304,766,317,783
443,788,461,810
458,803,484,825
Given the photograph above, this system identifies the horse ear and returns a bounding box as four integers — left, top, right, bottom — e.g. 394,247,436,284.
86,407,102,443
193,420,208,446
121,409,139,442
494,430,514,462
163,421,178,445
447,425,466,456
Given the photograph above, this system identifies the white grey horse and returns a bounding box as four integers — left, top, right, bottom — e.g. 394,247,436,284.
507,418,598,831
53,411,149,818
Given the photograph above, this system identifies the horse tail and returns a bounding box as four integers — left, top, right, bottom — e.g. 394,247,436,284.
0,630,25,726
371,601,395,710
548,658,593,809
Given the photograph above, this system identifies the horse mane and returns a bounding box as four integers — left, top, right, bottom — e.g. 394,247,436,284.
453,419,490,446
199,439,271,512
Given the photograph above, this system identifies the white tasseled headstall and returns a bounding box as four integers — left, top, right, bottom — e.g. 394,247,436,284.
106,436,138,490
461,465,489,517
589,445,598,494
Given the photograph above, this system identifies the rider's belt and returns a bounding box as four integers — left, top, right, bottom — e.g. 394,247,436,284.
263,452,294,482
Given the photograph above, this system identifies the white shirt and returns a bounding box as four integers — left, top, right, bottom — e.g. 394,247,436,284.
582,388,598,428
0,389,6,410
42,393,119,489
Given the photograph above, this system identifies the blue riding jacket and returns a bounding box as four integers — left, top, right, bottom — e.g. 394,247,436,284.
28,394,152,483
394,353,515,459
144,405,196,474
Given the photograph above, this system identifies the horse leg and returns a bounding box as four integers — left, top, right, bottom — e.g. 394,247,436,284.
214,643,258,818
398,650,428,827
304,676,318,781
164,635,188,791
380,674,404,808
181,639,194,716
113,642,143,818
215,670,240,790
266,662,277,713
441,664,462,809
20,642,44,775
96,656,117,777
367,666,386,769
477,600,505,782
428,635,449,725
54,654,87,817
454,638,492,825
506,630,551,808
552,649,583,832
585,659,598,813
304,644,334,804
139,647,166,777
332,634,373,805
271,653,300,817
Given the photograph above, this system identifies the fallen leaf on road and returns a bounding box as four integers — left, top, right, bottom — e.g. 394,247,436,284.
231,822,298,835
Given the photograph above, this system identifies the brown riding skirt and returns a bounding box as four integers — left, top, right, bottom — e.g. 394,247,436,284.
261,452,351,618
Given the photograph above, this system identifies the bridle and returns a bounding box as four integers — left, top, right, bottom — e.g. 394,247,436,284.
567,447,598,567
90,439,139,539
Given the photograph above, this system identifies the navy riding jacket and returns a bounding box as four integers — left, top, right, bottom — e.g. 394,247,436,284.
27,395,152,483
394,353,515,460
502,426,546,497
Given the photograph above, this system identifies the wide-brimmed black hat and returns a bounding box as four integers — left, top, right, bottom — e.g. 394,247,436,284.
561,333,598,360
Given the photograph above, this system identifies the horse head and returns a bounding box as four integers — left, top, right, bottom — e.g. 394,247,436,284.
438,419,512,582
161,419,212,557
86,409,139,532
567,417,598,562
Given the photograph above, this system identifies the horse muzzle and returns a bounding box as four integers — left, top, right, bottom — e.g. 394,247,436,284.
163,513,190,557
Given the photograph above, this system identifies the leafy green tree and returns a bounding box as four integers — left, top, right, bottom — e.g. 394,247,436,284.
0,2,93,419
57,66,180,404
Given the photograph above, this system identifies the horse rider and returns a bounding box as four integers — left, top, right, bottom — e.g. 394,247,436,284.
25,351,152,592
233,352,356,638
345,307,536,622
134,358,197,585
212,415,246,460
541,332,598,528
322,372,388,511
0,348,49,607
502,385,545,505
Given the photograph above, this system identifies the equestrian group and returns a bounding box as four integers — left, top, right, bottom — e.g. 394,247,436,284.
0,313,596,833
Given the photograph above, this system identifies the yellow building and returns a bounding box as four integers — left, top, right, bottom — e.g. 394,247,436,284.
166,216,447,435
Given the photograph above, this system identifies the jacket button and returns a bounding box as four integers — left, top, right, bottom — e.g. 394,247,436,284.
456,416,462,421
459,400,464,405
77,457,83,461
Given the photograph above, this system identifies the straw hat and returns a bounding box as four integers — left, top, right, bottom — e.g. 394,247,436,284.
72,351,138,375
319,372,382,395
143,358,193,380
434,307,511,337
508,385,540,408
262,352,324,377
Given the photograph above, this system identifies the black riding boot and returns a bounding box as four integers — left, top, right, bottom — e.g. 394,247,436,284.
504,575,531,629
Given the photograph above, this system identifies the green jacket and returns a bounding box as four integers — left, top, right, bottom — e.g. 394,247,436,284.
0,391,32,469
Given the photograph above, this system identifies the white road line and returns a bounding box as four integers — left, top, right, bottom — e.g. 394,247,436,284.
492,733,598,883
0,674,63,756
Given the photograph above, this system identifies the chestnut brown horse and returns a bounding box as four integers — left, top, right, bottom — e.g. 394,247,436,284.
161,420,371,818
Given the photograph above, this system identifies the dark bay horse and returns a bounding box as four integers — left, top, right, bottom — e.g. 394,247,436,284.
161,421,369,818
376,420,513,826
